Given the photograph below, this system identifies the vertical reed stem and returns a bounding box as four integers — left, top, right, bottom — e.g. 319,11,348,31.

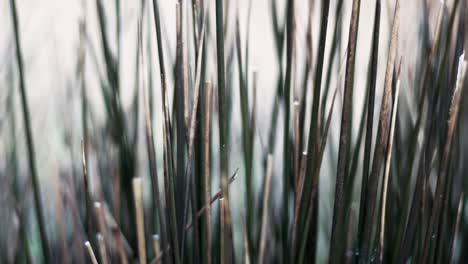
329,0,361,261
379,79,400,261
215,0,232,262
204,82,213,264
258,155,274,264
133,177,147,264
10,0,50,261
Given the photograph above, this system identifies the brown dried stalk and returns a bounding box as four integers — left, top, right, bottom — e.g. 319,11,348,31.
132,178,147,264
258,155,274,264
379,79,401,261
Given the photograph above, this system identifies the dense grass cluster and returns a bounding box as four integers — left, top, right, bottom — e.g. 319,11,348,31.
2,0,468,263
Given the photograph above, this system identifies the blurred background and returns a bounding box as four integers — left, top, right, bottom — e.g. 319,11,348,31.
1,0,467,263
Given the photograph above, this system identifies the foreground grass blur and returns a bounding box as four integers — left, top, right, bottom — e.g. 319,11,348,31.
2,0,468,263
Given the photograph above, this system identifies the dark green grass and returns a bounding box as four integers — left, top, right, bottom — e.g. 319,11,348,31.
3,0,468,263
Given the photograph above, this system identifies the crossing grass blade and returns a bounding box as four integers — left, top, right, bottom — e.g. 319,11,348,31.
235,14,254,255
85,241,99,264
258,155,273,264
329,0,362,262
295,0,331,260
378,79,400,262
420,52,466,264
359,1,399,261
357,0,381,256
